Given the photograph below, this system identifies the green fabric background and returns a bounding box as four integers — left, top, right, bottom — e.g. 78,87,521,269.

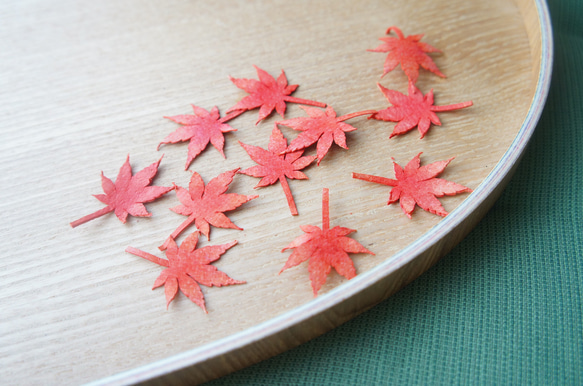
209,0,582,384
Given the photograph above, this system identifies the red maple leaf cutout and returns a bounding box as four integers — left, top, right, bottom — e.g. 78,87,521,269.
158,105,244,170
126,231,244,312
368,26,445,83
370,83,473,138
239,126,316,216
352,153,472,218
160,168,257,250
280,188,374,296
226,65,326,124
71,155,173,228
277,106,376,165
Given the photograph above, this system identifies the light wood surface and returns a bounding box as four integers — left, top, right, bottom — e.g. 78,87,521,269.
0,0,550,384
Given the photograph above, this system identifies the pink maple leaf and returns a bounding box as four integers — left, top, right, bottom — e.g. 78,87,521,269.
370,83,472,138
226,65,326,124
353,153,472,218
70,155,172,228
280,188,374,296
160,168,257,249
368,26,445,83
126,231,244,312
239,126,316,216
277,106,376,165
159,105,244,170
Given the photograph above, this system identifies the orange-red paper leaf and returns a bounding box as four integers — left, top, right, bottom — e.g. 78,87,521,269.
160,168,258,249
277,106,376,165
159,105,244,170
70,155,173,228
368,26,445,83
226,65,326,124
352,153,472,218
126,232,244,312
280,188,374,296
239,126,316,216
370,83,473,138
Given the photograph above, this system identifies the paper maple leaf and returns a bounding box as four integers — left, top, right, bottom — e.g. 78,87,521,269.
353,153,472,218
280,188,374,296
226,65,326,124
158,105,244,170
239,126,316,216
368,26,445,83
277,106,376,165
126,231,244,312
160,168,257,250
70,155,173,228
370,83,473,138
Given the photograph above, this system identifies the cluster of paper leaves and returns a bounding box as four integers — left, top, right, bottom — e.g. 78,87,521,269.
354,27,473,220
72,24,475,307
159,66,325,169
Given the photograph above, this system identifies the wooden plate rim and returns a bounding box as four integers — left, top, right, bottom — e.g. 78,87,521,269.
93,1,554,384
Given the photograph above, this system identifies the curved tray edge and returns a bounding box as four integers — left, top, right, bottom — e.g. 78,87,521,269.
91,1,553,384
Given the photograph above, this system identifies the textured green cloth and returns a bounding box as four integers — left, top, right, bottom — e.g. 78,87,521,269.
210,0,582,384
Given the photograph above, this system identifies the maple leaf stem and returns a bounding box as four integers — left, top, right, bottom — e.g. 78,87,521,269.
322,188,330,231
70,206,114,228
431,101,473,112
160,214,196,250
125,247,169,267
279,176,298,216
220,109,245,123
337,110,378,122
283,96,326,108
352,172,398,187
386,26,404,39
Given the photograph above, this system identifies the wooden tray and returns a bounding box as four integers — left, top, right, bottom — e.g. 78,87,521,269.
0,0,552,384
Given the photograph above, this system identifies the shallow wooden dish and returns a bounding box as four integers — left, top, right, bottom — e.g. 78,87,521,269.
0,0,552,384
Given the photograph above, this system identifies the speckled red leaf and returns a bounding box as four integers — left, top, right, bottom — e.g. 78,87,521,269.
353,153,472,218
126,232,244,312
226,65,326,124
239,126,315,216
158,105,244,170
368,26,445,83
280,188,374,296
70,155,172,228
277,106,376,165
370,83,473,138
160,168,257,250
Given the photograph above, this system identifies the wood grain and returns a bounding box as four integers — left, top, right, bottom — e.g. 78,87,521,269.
0,0,550,384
